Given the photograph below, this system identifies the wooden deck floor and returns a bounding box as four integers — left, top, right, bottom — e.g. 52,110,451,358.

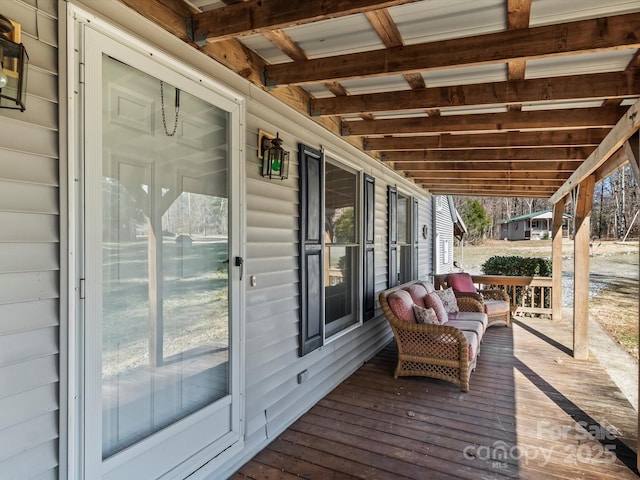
232,317,638,479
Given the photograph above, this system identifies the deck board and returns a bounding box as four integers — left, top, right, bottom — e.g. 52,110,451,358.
233,317,638,479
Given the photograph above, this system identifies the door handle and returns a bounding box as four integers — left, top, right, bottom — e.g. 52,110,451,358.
235,256,244,281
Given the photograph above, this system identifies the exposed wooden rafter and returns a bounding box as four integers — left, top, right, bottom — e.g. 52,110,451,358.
310,70,640,117
190,0,421,44
363,130,609,151
264,12,640,86
506,0,531,112
117,0,640,200
389,160,582,172
342,107,626,136
551,99,640,203
381,147,589,163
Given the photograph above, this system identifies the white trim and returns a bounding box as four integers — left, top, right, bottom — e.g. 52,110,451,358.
68,4,243,108
322,150,364,341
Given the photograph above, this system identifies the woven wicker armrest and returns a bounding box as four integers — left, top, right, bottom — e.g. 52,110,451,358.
453,291,483,303
392,321,469,362
479,288,510,302
455,295,484,312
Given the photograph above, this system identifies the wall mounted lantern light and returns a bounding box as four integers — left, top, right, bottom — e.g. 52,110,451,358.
0,15,29,111
259,129,289,180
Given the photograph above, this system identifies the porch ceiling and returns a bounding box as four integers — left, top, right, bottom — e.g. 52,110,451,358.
121,0,640,198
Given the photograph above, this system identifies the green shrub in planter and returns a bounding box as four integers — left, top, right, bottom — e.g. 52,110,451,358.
481,256,552,277
481,256,552,310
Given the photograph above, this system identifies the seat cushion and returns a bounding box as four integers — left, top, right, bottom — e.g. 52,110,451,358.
448,311,489,330
387,290,416,323
462,331,479,362
448,272,477,293
484,299,510,315
447,319,485,344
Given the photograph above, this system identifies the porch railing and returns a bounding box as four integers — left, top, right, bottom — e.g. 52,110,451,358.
434,274,554,319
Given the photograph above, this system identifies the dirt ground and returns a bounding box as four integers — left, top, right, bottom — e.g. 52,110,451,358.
457,238,639,359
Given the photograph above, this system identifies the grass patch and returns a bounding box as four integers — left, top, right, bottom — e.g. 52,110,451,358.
589,281,639,360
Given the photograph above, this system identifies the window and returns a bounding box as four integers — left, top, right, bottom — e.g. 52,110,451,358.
324,161,360,337
397,193,412,285
388,187,417,287
299,147,373,355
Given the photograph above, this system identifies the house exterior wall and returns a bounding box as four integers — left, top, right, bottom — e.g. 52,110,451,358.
433,195,454,275
505,220,528,241
0,1,440,478
417,196,433,280
0,1,60,479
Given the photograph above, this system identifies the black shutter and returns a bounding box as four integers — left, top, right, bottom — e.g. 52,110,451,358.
413,198,419,279
387,185,398,287
363,174,375,321
299,144,324,356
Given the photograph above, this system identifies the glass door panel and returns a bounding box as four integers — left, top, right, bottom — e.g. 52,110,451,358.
100,54,230,458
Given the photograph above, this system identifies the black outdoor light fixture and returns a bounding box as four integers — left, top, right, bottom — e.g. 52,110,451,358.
0,15,28,111
259,129,290,180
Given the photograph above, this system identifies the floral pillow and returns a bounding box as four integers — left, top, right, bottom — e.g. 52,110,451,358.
412,305,438,324
436,287,459,313
424,291,448,325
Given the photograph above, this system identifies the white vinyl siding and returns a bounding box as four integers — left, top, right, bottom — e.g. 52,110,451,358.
237,113,433,473
433,195,455,274
417,197,433,279
0,1,60,477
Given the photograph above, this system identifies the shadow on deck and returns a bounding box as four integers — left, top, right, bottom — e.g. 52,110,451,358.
233,317,638,479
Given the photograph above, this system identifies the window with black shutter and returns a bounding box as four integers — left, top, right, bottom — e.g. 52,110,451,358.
363,174,375,321
298,144,324,356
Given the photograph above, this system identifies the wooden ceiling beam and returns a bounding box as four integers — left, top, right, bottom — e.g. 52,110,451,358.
263,29,308,60
414,179,564,188
342,107,626,136
120,0,198,41
190,0,420,44
418,187,555,198
551,99,640,203
506,0,531,112
364,9,431,98
594,145,630,183
381,147,590,163
390,160,582,171
411,170,571,181
364,9,403,47
364,129,609,151
264,12,640,86
310,70,640,116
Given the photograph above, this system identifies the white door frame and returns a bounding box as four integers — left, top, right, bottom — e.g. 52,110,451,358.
65,6,246,479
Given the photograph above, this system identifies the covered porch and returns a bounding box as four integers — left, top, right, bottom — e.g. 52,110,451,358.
233,316,638,479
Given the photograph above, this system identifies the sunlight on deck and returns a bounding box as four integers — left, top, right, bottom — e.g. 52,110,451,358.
233,317,638,479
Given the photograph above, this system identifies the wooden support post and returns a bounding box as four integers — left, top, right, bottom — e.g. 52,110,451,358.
552,198,565,321
573,175,595,360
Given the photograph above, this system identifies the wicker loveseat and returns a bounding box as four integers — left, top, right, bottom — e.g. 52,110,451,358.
442,272,512,328
379,280,488,392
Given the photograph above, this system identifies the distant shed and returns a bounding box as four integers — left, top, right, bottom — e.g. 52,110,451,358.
500,209,571,241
